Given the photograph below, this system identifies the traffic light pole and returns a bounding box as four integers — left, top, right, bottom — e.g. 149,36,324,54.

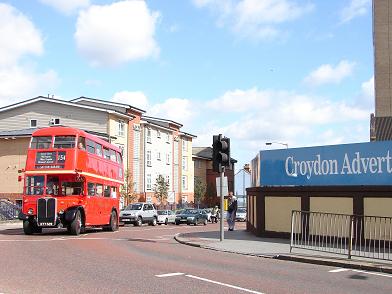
220,165,225,241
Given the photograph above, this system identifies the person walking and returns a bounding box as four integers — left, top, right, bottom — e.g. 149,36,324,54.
226,192,237,231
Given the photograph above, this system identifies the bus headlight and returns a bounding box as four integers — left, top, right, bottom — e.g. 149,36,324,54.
27,208,34,215
59,210,64,214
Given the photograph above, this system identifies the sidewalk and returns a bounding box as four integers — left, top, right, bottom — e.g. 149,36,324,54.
174,229,392,274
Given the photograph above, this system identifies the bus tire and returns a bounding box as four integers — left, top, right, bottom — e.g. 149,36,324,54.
165,218,168,225
68,210,81,235
135,216,142,227
105,211,118,232
23,220,33,235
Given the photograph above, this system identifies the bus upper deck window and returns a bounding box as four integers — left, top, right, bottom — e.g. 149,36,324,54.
96,143,103,156
110,149,117,162
54,136,76,149
103,147,110,160
31,136,52,149
78,137,86,150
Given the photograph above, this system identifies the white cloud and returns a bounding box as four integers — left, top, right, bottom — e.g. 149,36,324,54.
340,0,371,24
192,86,370,169
354,76,374,110
193,0,313,40
304,60,356,86
0,3,43,67
149,98,195,125
0,66,59,107
111,91,149,110
0,3,59,106
208,87,271,112
75,1,160,67
39,0,90,15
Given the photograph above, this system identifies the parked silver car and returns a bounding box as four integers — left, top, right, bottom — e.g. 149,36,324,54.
119,203,157,226
235,207,247,222
157,210,176,225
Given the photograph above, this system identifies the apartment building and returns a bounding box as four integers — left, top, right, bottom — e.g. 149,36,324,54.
0,96,195,206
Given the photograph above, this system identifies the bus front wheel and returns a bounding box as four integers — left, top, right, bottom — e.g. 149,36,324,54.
23,221,33,235
68,210,81,235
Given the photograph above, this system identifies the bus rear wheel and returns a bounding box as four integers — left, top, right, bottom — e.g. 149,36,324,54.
104,211,118,232
68,210,82,235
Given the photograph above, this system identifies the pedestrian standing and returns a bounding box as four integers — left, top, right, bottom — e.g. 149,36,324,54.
226,191,237,231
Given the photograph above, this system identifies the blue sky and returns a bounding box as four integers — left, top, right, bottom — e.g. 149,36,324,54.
0,0,374,171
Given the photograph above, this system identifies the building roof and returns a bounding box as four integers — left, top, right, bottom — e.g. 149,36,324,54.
142,115,183,129
0,128,36,138
70,96,146,114
0,96,135,120
192,146,237,163
180,131,197,139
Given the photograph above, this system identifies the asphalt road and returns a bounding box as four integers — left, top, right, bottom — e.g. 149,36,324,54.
0,222,391,294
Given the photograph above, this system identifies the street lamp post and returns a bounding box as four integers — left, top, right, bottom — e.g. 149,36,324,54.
265,142,289,149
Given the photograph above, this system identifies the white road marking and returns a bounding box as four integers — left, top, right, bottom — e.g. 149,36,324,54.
329,268,392,278
352,269,392,278
185,274,264,294
328,268,350,273
155,273,184,278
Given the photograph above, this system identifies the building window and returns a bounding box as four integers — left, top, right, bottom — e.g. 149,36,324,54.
182,175,187,190
50,118,60,126
30,119,37,128
182,156,187,171
157,130,161,138
147,128,151,143
118,120,125,137
182,140,187,152
195,160,202,169
157,152,161,161
182,195,188,203
166,133,170,143
166,153,170,165
147,150,152,166
147,174,152,190
166,175,170,186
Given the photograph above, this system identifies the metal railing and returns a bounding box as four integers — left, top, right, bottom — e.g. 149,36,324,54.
0,200,21,221
290,210,392,261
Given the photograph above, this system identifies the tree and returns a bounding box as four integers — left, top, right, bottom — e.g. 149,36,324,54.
153,175,169,205
121,170,138,206
194,177,206,208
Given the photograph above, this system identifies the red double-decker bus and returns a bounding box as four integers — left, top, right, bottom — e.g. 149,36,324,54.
18,126,124,235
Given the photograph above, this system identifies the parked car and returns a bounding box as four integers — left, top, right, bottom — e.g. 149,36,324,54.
119,203,157,226
175,209,208,226
235,207,247,222
157,210,176,225
187,210,209,226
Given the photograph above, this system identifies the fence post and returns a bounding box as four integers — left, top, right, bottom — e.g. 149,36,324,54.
348,216,353,259
290,210,295,253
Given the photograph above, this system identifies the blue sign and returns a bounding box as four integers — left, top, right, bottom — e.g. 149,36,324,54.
260,141,392,186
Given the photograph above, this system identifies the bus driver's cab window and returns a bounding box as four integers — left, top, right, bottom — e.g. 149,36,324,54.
46,176,59,195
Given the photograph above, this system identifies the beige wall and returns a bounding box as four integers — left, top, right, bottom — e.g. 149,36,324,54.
265,196,301,232
194,158,207,186
364,198,392,217
0,138,29,194
310,197,353,214
364,198,392,239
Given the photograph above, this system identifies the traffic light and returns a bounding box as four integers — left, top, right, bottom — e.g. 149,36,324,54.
212,134,231,172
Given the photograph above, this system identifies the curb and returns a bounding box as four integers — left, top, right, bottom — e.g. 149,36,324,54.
174,233,392,274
